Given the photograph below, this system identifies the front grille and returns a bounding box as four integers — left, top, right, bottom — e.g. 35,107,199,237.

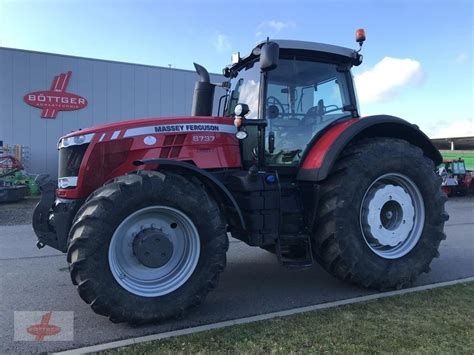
58,144,88,179
159,134,186,159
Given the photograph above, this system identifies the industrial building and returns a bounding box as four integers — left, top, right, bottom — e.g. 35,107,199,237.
431,136,474,151
0,47,225,177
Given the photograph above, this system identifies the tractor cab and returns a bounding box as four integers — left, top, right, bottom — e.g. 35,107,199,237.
223,39,363,170
445,159,467,176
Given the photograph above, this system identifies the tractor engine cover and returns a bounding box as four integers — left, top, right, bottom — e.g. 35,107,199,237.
56,116,241,200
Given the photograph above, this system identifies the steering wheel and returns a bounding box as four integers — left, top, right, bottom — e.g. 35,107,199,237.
324,105,342,114
303,103,341,122
304,105,321,118
267,96,285,118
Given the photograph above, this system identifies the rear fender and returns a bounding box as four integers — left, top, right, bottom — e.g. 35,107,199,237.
134,159,246,231
298,115,442,182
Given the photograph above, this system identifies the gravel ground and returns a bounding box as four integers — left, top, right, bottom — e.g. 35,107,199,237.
0,196,40,225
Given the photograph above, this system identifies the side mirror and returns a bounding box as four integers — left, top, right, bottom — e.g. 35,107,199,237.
260,42,279,72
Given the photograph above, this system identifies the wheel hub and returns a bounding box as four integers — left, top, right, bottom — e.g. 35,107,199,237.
364,184,414,247
133,228,174,268
360,173,425,259
108,205,200,297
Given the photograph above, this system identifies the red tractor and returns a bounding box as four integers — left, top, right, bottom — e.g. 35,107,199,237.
438,158,473,196
33,31,448,324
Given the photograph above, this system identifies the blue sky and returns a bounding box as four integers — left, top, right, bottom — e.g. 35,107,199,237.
1,0,472,137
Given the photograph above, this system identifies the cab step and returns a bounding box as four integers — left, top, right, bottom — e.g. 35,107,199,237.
276,233,313,268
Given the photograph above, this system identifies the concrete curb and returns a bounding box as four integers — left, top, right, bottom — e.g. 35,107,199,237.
54,276,474,354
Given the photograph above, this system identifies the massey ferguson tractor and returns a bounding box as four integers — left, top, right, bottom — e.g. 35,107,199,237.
33,30,448,324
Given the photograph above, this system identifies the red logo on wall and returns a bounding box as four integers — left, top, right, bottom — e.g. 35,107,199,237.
23,71,88,119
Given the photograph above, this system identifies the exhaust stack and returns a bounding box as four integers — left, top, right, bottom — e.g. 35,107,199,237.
191,63,215,116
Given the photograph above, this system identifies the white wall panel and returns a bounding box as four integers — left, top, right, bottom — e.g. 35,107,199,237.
0,47,225,177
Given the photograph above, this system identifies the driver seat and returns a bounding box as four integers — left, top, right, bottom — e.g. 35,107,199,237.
316,99,325,116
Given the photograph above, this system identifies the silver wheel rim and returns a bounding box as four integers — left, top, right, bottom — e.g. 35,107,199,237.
360,173,425,259
108,206,200,297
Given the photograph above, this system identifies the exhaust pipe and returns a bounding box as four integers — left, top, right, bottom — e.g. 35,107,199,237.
191,63,215,116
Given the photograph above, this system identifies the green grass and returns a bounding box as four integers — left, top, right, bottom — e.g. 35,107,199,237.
106,282,474,354
440,150,474,170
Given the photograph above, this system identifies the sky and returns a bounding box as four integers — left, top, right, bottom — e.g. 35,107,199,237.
0,0,473,138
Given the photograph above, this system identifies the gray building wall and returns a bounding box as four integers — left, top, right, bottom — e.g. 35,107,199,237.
0,47,225,177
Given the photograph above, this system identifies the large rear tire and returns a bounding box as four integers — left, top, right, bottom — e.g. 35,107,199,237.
67,171,228,324
313,138,448,290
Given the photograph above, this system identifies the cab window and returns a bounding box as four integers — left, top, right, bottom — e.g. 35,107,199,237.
452,161,466,174
226,61,260,119
265,57,353,166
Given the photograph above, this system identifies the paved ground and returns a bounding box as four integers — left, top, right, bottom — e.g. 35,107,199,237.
0,197,473,354
0,196,39,225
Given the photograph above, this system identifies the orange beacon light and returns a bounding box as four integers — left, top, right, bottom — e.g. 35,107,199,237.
356,28,366,44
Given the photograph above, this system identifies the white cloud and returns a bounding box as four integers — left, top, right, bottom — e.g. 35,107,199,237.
255,20,295,38
454,52,471,64
429,119,474,138
354,57,423,104
213,33,231,52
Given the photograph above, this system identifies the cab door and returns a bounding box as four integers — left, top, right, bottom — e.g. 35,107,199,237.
263,58,354,169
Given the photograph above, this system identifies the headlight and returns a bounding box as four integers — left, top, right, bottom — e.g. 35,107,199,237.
235,130,248,140
58,133,94,149
234,103,250,117
73,135,86,144
58,176,78,188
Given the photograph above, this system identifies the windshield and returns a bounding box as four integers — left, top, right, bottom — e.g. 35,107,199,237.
267,58,352,121
452,161,466,174
225,60,260,118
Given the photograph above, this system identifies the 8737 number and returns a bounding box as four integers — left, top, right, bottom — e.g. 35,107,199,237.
192,135,215,142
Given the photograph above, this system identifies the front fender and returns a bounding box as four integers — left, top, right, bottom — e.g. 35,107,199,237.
134,159,246,231
298,115,441,182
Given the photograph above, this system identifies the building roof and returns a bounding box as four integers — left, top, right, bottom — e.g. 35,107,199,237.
431,136,474,150
0,46,222,76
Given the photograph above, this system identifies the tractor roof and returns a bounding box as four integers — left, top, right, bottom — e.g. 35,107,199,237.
268,39,357,59
227,39,361,74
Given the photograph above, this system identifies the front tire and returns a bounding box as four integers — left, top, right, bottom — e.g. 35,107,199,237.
67,171,228,324
313,138,448,290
